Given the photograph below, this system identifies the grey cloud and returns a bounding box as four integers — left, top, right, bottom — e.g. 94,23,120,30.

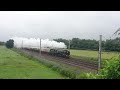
0,11,120,41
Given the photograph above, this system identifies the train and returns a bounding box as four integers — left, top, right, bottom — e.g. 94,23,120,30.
49,48,70,58
23,47,70,58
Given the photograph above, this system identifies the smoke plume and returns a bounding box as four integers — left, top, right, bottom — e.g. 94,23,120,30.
10,37,67,49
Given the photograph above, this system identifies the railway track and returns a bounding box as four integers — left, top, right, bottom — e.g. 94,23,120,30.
20,49,98,72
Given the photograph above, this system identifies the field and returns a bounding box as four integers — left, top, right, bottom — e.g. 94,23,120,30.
70,49,120,60
1,46,119,79
0,46,65,79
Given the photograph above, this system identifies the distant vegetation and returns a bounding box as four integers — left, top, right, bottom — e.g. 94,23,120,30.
54,37,120,52
104,38,120,51
54,38,99,50
0,41,5,45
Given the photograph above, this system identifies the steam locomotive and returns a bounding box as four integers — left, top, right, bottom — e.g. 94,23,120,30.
23,47,70,58
49,48,70,58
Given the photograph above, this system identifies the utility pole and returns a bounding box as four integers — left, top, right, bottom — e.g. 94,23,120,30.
39,38,41,57
22,40,23,49
98,35,102,71
68,40,70,50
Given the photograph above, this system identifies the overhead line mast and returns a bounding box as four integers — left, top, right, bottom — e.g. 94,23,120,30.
39,38,41,57
98,35,102,72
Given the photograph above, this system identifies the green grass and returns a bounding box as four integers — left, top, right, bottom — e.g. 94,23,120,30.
70,49,120,60
0,46,66,79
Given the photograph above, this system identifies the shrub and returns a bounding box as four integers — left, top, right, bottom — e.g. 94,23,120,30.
99,55,120,79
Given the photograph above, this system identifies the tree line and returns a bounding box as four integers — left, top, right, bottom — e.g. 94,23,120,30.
0,41,5,45
53,37,120,52
3,37,120,51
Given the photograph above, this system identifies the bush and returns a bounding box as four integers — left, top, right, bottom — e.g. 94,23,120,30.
99,55,120,79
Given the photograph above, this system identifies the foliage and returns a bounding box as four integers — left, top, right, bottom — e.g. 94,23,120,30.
5,39,14,48
76,55,120,79
99,55,120,79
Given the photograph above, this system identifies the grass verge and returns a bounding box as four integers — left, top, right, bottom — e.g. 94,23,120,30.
0,46,66,79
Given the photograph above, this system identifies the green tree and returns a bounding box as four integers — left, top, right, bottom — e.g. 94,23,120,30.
5,39,14,48
71,38,80,49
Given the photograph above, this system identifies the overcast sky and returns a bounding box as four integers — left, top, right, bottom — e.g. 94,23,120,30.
0,11,120,42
